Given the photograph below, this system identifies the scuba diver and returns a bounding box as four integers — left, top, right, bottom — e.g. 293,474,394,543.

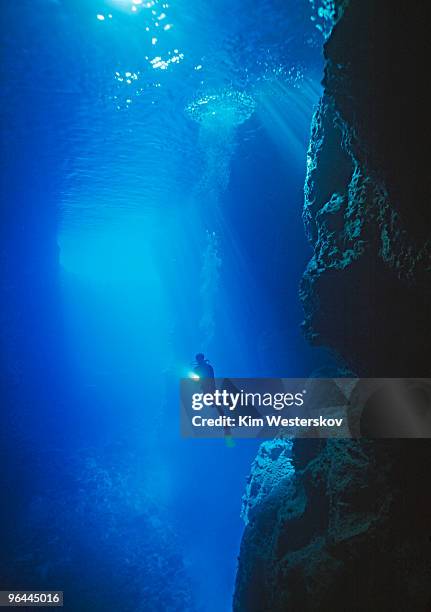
193,353,215,391
192,353,234,447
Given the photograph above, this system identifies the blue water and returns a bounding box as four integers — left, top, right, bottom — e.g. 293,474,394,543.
1,1,333,609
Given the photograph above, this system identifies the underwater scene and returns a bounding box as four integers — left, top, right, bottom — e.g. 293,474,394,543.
0,1,349,610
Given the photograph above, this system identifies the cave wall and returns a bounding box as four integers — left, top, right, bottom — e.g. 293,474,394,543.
234,2,431,610
0,2,74,582
301,0,431,376
234,439,431,611
0,2,70,429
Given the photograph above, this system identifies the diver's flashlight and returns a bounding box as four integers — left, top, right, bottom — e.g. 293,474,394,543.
189,371,200,380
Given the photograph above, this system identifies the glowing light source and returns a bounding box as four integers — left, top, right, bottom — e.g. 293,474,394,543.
189,372,200,380
96,14,105,20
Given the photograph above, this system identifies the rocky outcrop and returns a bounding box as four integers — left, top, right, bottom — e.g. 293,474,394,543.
235,439,431,611
301,0,431,376
240,440,294,526
234,2,431,610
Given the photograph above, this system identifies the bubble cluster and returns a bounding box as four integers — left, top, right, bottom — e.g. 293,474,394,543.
185,90,255,128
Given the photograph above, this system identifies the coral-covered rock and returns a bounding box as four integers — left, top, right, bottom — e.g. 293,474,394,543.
241,440,294,525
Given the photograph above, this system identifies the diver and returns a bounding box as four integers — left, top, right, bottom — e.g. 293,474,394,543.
193,353,215,392
192,353,234,447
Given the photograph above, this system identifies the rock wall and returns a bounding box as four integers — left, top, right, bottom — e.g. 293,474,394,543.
234,2,431,610
302,0,431,376
234,439,431,611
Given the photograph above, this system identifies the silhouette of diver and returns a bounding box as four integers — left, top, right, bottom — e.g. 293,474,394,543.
192,353,234,447
193,353,215,391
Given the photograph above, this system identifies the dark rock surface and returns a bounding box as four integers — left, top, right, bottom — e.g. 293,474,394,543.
302,0,431,376
234,2,431,610
235,439,431,611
